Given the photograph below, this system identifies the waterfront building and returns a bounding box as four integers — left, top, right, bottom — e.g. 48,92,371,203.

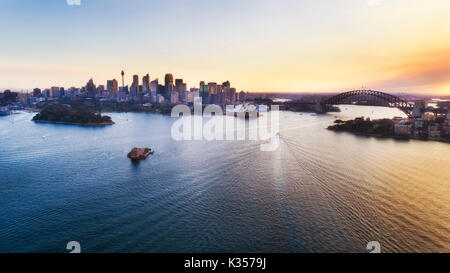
412,100,427,118
394,121,413,136
428,125,441,138
414,119,424,129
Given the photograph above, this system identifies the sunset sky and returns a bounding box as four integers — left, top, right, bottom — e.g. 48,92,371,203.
1,0,449,94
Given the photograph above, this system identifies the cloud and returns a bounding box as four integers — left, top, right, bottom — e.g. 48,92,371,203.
366,0,383,6
371,48,450,92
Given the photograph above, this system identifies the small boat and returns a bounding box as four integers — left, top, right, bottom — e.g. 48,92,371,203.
127,147,154,161
42,136,47,139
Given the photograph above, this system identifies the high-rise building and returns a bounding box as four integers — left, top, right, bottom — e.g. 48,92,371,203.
33,88,41,97
208,82,217,94
150,78,158,93
170,91,178,104
175,79,185,102
164,73,174,100
143,74,150,93
239,90,246,103
50,86,61,98
150,79,158,102
68,87,79,96
208,82,217,104
200,81,209,105
86,79,96,98
228,88,236,104
121,70,125,90
130,75,139,97
97,85,105,94
190,88,200,98
107,79,119,96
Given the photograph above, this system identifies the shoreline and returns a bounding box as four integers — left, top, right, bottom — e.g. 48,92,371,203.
327,128,450,144
33,120,115,127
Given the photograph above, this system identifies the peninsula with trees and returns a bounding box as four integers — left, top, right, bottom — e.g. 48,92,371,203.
32,103,114,126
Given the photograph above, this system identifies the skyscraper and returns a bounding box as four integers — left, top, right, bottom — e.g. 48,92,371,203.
150,78,158,103
175,79,184,103
239,90,246,103
131,75,139,97
33,88,41,97
150,79,158,93
121,70,125,91
164,73,174,100
86,79,96,98
228,88,236,104
142,74,150,93
200,81,209,105
107,79,119,96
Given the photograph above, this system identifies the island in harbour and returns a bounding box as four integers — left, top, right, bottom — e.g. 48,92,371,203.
32,103,114,126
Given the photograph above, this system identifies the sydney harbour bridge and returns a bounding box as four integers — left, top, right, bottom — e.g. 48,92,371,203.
312,89,446,117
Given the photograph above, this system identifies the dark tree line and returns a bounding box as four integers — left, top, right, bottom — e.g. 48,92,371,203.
33,104,112,124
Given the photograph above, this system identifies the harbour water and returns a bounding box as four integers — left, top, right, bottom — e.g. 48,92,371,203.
0,106,448,253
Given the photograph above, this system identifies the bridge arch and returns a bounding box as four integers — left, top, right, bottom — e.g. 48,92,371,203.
322,90,414,116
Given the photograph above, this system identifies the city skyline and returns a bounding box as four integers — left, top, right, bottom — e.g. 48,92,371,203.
1,0,450,94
